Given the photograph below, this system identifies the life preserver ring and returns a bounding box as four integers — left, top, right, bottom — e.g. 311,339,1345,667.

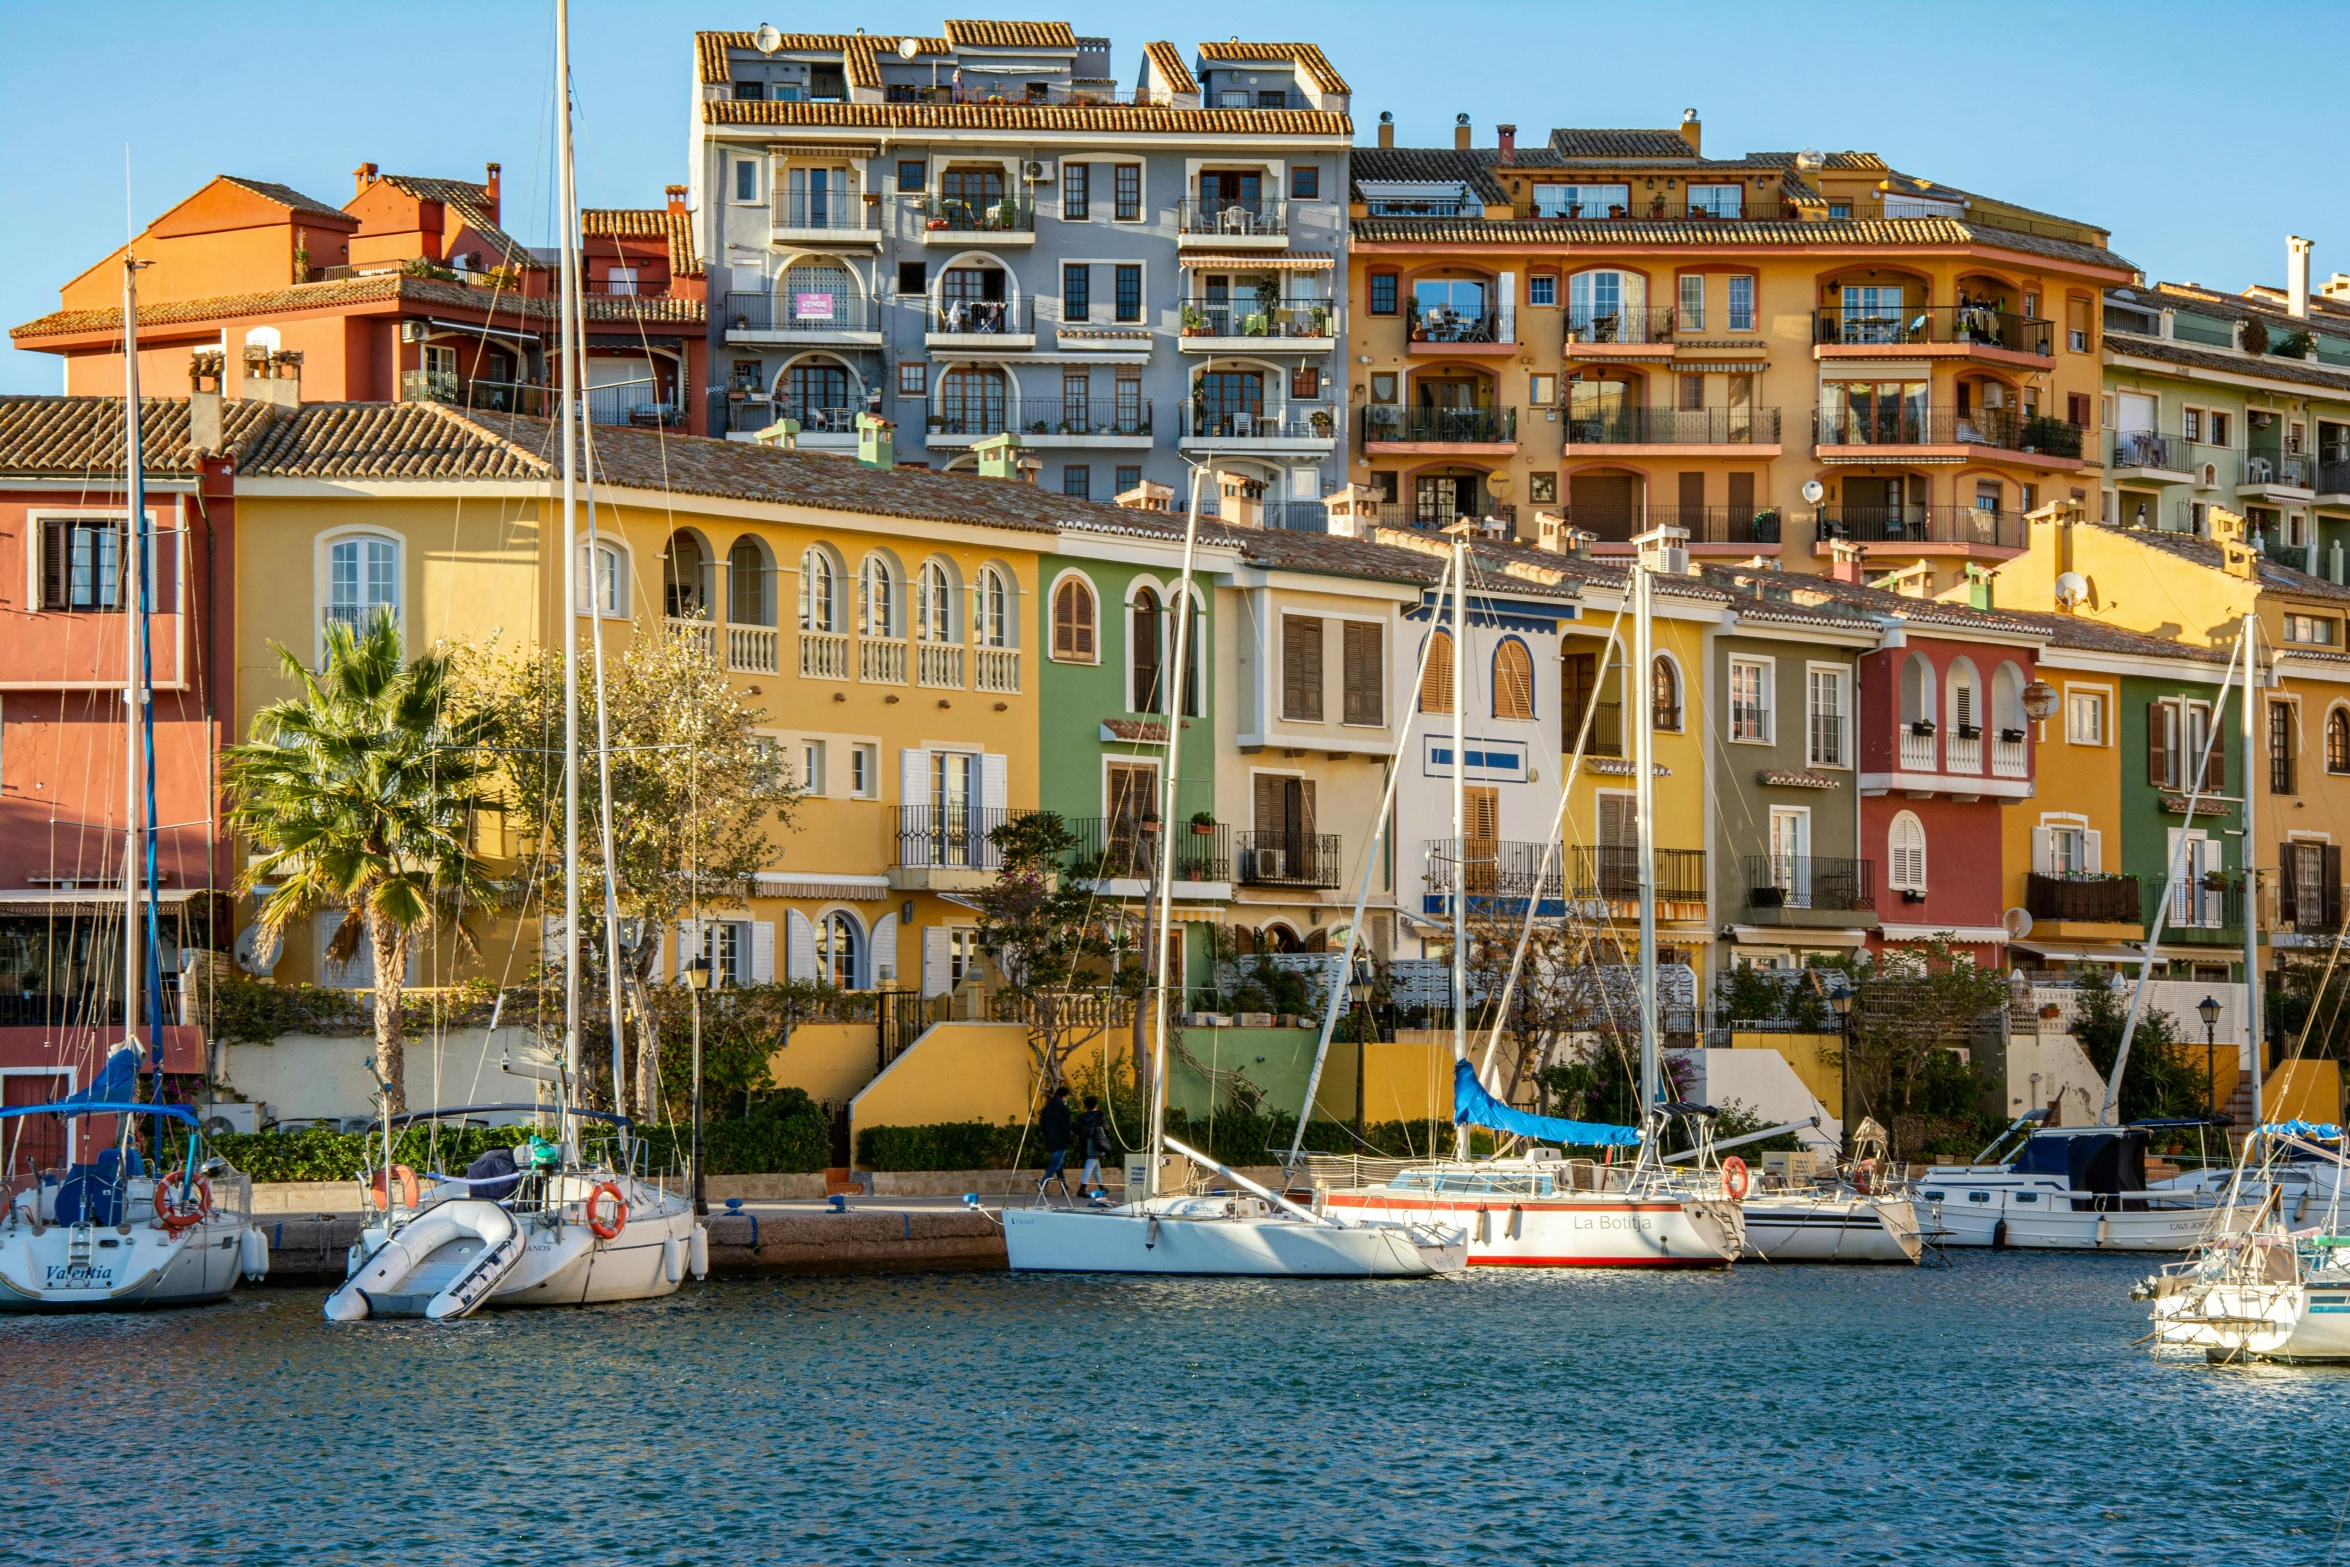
586,1182,627,1240
1851,1158,1877,1196
154,1174,212,1233
370,1164,421,1210
1721,1156,1750,1202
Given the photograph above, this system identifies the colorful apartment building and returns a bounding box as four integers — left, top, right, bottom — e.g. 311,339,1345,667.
1343,114,2130,599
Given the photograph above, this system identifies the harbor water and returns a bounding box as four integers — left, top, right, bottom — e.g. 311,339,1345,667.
4,1253,2338,1564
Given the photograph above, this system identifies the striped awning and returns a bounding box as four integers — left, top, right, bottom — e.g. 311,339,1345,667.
1177,251,1335,270
762,142,883,159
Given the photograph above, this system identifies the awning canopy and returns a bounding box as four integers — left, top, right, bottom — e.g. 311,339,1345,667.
2012,940,2222,965
1177,251,1335,270
0,888,203,913
1724,925,1870,949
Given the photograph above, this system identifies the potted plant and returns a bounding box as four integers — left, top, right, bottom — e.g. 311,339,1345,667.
1309,305,1330,336
1181,304,1208,335
1750,507,1780,539
1956,722,1981,740
1190,811,1217,836
1999,727,2026,743
1910,719,1937,736
1243,313,1269,336
1310,407,1335,438
997,196,1019,230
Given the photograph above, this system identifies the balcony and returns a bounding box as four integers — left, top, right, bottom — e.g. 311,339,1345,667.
2320,460,2350,501
1362,406,1518,451
721,290,882,343
926,297,1037,349
400,370,549,417
1814,407,2086,462
1235,831,1342,889
2241,447,2317,497
1993,732,2028,778
585,379,683,429
1900,727,1937,771
1649,506,1783,547
1408,304,1516,352
1813,505,2025,552
1562,306,1676,350
1569,846,1708,908
1580,701,1624,758
919,197,1035,242
799,630,851,680
1745,855,1876,915
1529,195,1805,224
726,625,779,675
2108,429,2198,483
926,397,1152,446
1425,839,1566,901
1178,403,1339,451
1062,817,1231,889
1176,296,1338,348
860,636,907,685
1945,728,1983,774
892,805,1020,890
1813,306,2054,361
2145,873,2243,935
769,191,882,245
1562,406,1782,450
915,642,965,689
2025,872,2142,926
974,646,1021,693
1176,199,1288,247
664,616,717,659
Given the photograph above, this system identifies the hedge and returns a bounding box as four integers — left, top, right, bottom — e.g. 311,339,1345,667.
857,1111,1492,1172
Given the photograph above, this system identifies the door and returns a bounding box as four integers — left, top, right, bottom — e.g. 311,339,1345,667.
1105,762,1158,878
939,368,1007,435
1462,785,1501,896
935,751,977,866
1569,472,1639,541
2117,391,2157,442
2167,828,2216,927
941,167,1004,223
1845,477,1906,537
1769,807,1811,908
1253,775,1314,880
1197,371,1263,438
786,361,852,427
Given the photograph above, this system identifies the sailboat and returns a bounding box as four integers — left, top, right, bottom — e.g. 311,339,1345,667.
1002,471,1464,1277
1312,524,1741,1267
0,245,268,1311
2142,1121,2350,1362
325,0,702,1319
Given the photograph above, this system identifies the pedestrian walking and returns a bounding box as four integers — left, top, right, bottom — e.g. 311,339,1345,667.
1075,1095,1111,1200
1036,1085,1075,1205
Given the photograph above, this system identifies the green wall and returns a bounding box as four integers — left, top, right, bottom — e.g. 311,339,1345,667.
2118,669,2246,977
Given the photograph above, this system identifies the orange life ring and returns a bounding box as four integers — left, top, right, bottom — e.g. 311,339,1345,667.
1852,1158,1877,1196
154,1173,212,1233
1721,1155,1750,1201
586,1182,627,1240
370,1164,421,1210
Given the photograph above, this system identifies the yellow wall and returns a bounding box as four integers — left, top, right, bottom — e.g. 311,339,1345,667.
848,1021,1035,1147
1728,1030,1844,1113
767,1023,884,1105
2268,1058,2342,1127
1364,1032,1463,1125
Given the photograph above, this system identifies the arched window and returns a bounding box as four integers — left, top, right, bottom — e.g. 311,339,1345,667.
1130,588,1162,713
859,555,896,638
323,533,401,630
976,565,1011,648
1419,631,1455,713
664,533,709,620
1889,811,1927,894
2330,709,2350,775
1652,656,1682,730
1947,657,1981,736
916,560,955,642
728,538,772,626
578,540,623,617
1052,576,1097,661
818,911,862,990
1492,640,1534,720
799,547,838,632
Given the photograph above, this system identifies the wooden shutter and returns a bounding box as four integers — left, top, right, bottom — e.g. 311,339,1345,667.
1677,472,1705,514
2147,702,2169,788
1053,578,1094,660
1282,616,1323,721
1422,631,1456,714
39,519,66,610
2329,845,2344,930
1493,641,1534,720
1562,649,1595,729
2203,724,2225,790
1342,621,1382,725
1598,793,1637,848
1254,774,1284,836
1464,785,1499,841
2280,841,2300,925
1727,471,1755,520
1296,778,1315,836
2030,826,2052,876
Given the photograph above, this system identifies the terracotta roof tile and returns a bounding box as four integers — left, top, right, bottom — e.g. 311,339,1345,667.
378,174,531,266
1990,610,2234,665
1348,213,2131,271
2082,520,2350,604
705,100,1348,135
942,20,1078,48
580,208,702,277
0,396,278,476
1546,128,1698,159
11,272,699,345
239,402,546,481
2107,328,2350,398
1194,41,1349,94
218,176,356,224
1141,41,1197,95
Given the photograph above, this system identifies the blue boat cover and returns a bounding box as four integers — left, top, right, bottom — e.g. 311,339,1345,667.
1452,1059,1640,1147
2268,1119,2346,1140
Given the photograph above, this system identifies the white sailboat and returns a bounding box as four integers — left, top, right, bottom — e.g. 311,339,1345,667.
326,0,701,1318
2143,1123,2350,1362
1313,525,1741,1268
1728,1120,1921,1264
1003,471,1464,1278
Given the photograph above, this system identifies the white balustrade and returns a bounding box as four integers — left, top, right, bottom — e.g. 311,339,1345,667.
799,630,851,680
974,646,1021,693
727,625,780,674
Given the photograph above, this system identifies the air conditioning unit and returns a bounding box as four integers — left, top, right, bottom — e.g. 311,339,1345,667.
400,320,428,343
1024,159,1054,182
1252,847,1287,879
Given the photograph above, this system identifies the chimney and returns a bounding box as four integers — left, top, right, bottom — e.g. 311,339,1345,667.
1377,111,1394,150
754,416,799,450
1454,112,1472,152
2325,272,2350,303
1496,124,1516,164
2288,235,2314,319
353,161,380,199
1829,538,1866,584
973,431,1021,480
1534,511,1592,557
484,162,501,222
251,349,304,412
1116,479,1174,511
187,350,226,454
856,411,896,470
1962,563,1996,612
1679,108,1701,156
1320,483,1381,537
665,184,689,216
1216,470,1265,528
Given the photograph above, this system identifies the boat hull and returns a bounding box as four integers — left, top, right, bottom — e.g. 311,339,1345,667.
1003,1205,1464,1277
1742,1196,1921,1263
0,1215,253,1314
341,1176,704,1312
1927,1192,2254,1250
1321,1189,1740,1268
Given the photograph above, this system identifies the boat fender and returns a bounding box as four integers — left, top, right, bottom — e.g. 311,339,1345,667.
1721,1156,1750,1202
1506,1204,1522,1240
662,1234,683,1284
153,1174,212,1234
1145,1215,1159,1249
688,1224,709,1280
1475,1207,1490,1244
2096,1214,2109,1247
239,1225,270,1281
1851,1159,1876,1196
370,1165,421,1211
586,1182,628,1241
1992,1217,2008,1249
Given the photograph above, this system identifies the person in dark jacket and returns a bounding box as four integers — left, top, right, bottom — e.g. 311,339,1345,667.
1036,1086,1075,1204
1074,1096,1111,1200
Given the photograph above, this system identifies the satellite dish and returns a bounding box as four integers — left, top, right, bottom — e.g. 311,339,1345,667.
233,924,282,976
897,36,921,60
2003,907,2034,939
753,23,782,54
2021,679,2060,722
2054,571,2089,607
1801,480,1825,506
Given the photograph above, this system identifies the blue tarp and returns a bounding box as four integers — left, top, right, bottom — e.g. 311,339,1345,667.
0,1044,195,1124
1452,1059,1641,1148
2267,1119,2346,1141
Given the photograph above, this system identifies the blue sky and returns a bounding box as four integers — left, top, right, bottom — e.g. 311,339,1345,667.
4,0,2340,394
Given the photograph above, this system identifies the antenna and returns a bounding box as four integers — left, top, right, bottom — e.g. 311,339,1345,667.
897,36,921,60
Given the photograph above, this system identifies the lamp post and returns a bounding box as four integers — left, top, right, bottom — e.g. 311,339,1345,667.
1348,954,1376,1134
2198,993,2222,1119
1828,987,1855,1147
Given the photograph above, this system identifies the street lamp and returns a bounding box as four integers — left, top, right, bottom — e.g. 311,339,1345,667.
1828,988,1855,1137
2198,993,2222,1118
1349,954,1377,1133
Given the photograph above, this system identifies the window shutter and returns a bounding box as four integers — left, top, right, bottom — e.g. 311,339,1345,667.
2203,729,2226,790
2084,830,2103,873
1343,622,1382,725
1254,774,1282,836
785,911,817,982
2146,703,2168,787
1298,778,1317,836
673,921,698,981
921,927,954,997
2030,826,2052,876
980,752,1007,812
899,748,931,866
2280,842,2301,925
1421,632,1454,714
1598,793,1637,848
1283,617,1323,721
751,921,776,983
871,913,899,987
39,520,65,610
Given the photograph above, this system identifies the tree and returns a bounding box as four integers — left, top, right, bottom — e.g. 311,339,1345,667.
469,629,794,1115
970,812,1116,1092
2070,969,2208,1122
1843,938,2010,1159
222,618,497,1116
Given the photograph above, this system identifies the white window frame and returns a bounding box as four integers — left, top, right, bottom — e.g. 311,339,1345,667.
1805,663,1849,769
1046,568,1100,665
731,158,762,205
314,526,406,656
1888,809,1927,894
1729,655,1774,745
1726,274,1755,333
577,538,628,619
850,741,879,798
1677,274,1706,332
2064,683,2111,746
799,738,828,796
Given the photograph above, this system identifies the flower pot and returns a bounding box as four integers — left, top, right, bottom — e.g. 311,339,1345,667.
1190,823,1216,836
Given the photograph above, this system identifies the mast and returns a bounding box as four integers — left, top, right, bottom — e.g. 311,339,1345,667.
2244,608,2264,1129
1449,526,1469,1158
555,0,583,1129
1144,466,1208,1199
121,236,145,1071
1631,528,1666,1145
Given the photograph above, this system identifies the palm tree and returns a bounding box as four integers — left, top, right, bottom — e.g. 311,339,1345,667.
222,618,496,1115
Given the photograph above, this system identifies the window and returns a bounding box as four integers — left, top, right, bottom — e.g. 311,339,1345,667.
818,912,861,990
1289,165,1319,200
578,541,622,617
702,922,743,985
1533,183,1629,219
2286,614,2338,646
2331,709,2350,775
1827,202,1851,220
1282,616,1324,722
1062,465,1091,499
1114,264,1141,322
897,261,926,296
326,534,399,630
732,79,766,103
1063,264,1090,321
1493,640,1535,720
1653,657,1682,731
1888,811,1927,894
1807,667,1846,766
1063,162,1089,219
1528,273,1557,308
733,160,759,202
1331,621,1384,726
975,566,1011,648
1677,374,1705,412
1730,658,1772,743
1369,372,1398,405
1687,183,1743,219
1130,588,1161,712
898,362,926,396
1290,365,1322,401
2182,407,2203,442
1420,631,1455,713
1114,164,1141,221
2067,392,2093,429
2210,411,2231,446
2148,698,2224,790
1052,576,1097,661
1369,273,1398,316
799,740,827,795
897,159,924,193
2067,296,2091,353
727,539,770,626
859,555,896,638
851,743,877,797
915,560,954,642
2066,688,2107,745
39,516,125,612
2272,701,2298,796
1529,373,1554,407
1115,465,1141,495
1727,275,1755,332
1678,275,1706,331
2047,821,2088,876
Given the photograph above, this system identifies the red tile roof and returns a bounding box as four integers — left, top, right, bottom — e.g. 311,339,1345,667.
580,208,702,278
706,100,1348,135
0,395,278,476
942,20,1079,48
1141,41,1198,94
1194,40,1350,94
